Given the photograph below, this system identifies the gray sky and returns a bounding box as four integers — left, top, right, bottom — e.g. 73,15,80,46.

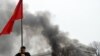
6,0,100,44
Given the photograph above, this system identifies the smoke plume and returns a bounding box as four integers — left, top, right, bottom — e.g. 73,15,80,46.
0,0,96,56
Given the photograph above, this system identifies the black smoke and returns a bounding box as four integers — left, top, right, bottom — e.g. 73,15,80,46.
0,0,96,56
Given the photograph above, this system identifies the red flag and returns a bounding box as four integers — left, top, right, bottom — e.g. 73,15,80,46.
12,0,23,20
0,0,23,35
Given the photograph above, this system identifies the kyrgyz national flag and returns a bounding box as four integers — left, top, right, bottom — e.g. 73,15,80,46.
0,0,23,35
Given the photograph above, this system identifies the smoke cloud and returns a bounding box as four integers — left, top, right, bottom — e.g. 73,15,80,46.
0,0,96,56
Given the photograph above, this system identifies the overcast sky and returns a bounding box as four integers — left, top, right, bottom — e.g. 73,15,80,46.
9,0,100,45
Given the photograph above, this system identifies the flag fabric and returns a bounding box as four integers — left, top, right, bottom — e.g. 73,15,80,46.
0,0,23,35
12,0,23,20
0,17,15,35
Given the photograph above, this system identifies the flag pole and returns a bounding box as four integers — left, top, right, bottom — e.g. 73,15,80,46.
21,18,23,46
21,0,23,47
